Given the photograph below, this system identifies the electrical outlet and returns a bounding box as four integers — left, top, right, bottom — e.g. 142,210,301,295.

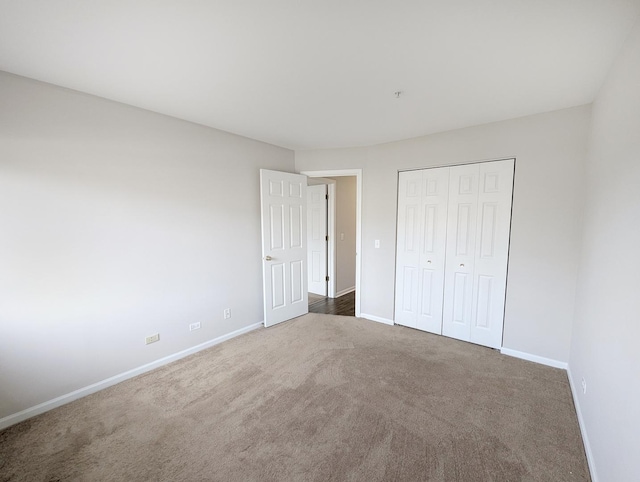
581,378,587,394
224,308,231,319
189,322,201,332
145,333,160,345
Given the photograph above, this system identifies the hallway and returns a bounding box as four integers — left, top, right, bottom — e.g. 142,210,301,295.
308,291,355,317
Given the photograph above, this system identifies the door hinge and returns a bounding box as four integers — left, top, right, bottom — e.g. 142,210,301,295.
325,276,330,282
325,194,328,200
325,235,329,241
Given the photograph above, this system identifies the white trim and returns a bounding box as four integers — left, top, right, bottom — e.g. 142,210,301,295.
327,181,337,298
0,321,263,431
360,313,394,326
335,286,355,298
567,366,599,482
500,347,568,369
301,169,362,317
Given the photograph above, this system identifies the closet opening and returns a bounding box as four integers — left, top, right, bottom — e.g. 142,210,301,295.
394,158,515,349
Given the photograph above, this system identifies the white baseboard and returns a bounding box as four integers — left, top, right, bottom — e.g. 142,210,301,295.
567,366,598,482
500,347,568,369
335,286,355,298
0,321,263,431
360,313,394,326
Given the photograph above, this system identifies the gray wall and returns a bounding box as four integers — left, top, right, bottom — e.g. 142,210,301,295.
569,18,640,482
0,72,294,420
328,176,357,294
296,105,590,363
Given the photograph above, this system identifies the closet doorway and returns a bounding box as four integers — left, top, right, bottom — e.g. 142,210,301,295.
394,159,515,349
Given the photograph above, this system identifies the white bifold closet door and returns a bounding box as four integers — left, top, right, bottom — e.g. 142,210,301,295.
394,168,449,333
394,159,514,349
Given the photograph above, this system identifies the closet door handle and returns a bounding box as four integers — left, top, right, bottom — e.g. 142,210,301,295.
459,263,465,267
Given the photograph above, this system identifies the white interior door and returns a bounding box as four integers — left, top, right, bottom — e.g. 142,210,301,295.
307,184,328,296
469,160,514,348
442,160,514,348
442,164,480,342
394,170,422,329
417,168,450,333
260,169,308,327
394,169,449,333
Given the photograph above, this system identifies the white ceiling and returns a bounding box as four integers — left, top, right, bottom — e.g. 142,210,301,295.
1,1,639,150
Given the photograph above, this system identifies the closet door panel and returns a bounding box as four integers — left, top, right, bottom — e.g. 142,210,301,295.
470,160,514,348
416,168,449,334
394,170,423,328
442,164,480,342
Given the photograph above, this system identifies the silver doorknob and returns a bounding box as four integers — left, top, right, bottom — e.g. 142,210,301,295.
459,263,465,267
265,256,273,261
427,260,432,264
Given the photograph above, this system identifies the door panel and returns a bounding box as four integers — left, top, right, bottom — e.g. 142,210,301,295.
261,169,308,327
442,164,479,342
416,168,449,333
475,275,493,329
419,268,434,316
290,260,304,303
395,168,449,333
271,263,286,309
290,205,303,248
394,171,422,329
470,160,514,348
307,184,327,295
269,205,285,250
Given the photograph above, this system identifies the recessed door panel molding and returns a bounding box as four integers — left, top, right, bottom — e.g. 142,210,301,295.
452,273,468,323
401,266,418,327
290,205,303,249
420,268,434,317
404,205,418,253
289,181,303,198
271,263,286,309
395,159,514,349
475,275,493,329
269,180,284,197
270,205,285,251
455,204,473,256
479,203,498,258
261,169,309,327
290,260,304,304
423,205,437,253
406,178,421,198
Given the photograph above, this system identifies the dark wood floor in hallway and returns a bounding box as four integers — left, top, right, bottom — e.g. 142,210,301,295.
308,291,355,316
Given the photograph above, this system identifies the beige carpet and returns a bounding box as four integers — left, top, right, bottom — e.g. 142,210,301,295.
0,314,590,481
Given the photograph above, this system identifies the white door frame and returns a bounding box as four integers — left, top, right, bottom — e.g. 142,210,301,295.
301,169,362,317
326,181,337,298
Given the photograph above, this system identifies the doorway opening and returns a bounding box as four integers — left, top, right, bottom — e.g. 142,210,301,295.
302,169,362,317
